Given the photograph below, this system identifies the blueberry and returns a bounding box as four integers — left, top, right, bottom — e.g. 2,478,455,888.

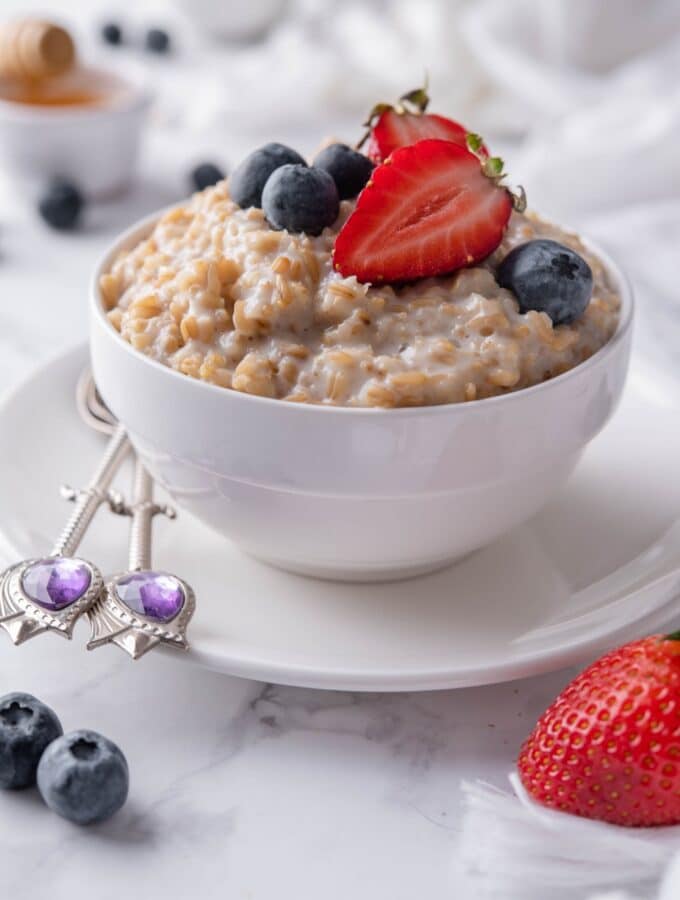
191,162,225,192
38,178,83,231
145,28,170,53
313,143,373,200
263,164,339,236
497,239,593,326
37,729,128,825
230,143,306,210
0,693,63,789
100,22,123,46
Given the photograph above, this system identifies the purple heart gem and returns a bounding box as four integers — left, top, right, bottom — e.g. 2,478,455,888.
115,571,184,623
21,558,92,611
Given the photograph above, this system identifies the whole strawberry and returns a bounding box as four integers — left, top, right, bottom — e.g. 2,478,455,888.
358,84,486,163
518,633,680,827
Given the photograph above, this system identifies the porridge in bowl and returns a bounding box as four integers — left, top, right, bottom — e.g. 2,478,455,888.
100,93,620,409
91,87,632,580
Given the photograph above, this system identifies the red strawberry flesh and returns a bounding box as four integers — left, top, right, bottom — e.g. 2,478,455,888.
333,139,512,284
367,109,477,163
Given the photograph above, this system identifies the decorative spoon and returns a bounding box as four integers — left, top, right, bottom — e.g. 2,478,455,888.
76,371,195,659
0,413,129,644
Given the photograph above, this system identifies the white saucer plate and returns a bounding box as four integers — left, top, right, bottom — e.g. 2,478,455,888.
1,345,679,691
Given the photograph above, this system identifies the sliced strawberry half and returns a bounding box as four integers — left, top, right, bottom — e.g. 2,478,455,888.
333,139,515,284
360,86,487,164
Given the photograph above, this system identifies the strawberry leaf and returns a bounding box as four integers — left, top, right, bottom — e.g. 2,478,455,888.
398,85,430,114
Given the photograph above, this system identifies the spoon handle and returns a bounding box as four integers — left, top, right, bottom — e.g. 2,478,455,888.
50,424,130,557
128,460,154,571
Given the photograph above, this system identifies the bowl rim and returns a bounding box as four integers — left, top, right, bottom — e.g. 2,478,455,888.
0,61,153,123
90,205,634,419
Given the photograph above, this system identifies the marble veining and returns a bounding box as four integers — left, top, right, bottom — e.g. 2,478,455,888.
0,619,579,900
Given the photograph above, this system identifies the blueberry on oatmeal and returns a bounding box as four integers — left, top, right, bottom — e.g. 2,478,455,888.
497,239,593,326
37,729,129,825
0,692,63,789
262,164,339,236
229,143,306,210
191,162,225,192
313,143,374,200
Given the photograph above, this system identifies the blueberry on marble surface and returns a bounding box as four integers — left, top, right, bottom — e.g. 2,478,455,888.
191,162,226,192
313,143,374,200
100,22,123,45
0,693,63,789
145,27,170,53
38,178,83,231
37,729,129,825
497,239,593,326
263,164,339,236
230,143,307,210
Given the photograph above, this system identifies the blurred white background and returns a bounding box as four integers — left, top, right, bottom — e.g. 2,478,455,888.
3,0,679,185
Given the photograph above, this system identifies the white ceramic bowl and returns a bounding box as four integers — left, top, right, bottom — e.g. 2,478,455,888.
0,64,151,198
90,211,633,582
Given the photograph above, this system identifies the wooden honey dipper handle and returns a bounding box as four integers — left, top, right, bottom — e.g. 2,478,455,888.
0,19,75,81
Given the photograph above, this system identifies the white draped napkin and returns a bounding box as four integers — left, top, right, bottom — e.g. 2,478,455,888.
457,777,680,900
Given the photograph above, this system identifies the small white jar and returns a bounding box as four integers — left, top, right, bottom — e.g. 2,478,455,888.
0,62,152,198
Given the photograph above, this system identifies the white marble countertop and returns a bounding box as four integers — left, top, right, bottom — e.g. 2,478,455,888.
1,629,581,899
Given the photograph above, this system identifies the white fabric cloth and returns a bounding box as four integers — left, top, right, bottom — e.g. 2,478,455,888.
460,0,680,377
457,777,680,900
131,0,493,138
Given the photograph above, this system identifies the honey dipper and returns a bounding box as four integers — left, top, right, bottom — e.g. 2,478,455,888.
0,19,75,82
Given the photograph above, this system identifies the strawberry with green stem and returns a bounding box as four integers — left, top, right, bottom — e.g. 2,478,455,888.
358,83,488,164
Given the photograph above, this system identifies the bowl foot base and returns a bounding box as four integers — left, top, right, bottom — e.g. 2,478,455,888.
244,551,464,584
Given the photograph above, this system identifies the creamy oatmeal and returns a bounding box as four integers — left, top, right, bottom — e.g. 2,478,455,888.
101,181,620,407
